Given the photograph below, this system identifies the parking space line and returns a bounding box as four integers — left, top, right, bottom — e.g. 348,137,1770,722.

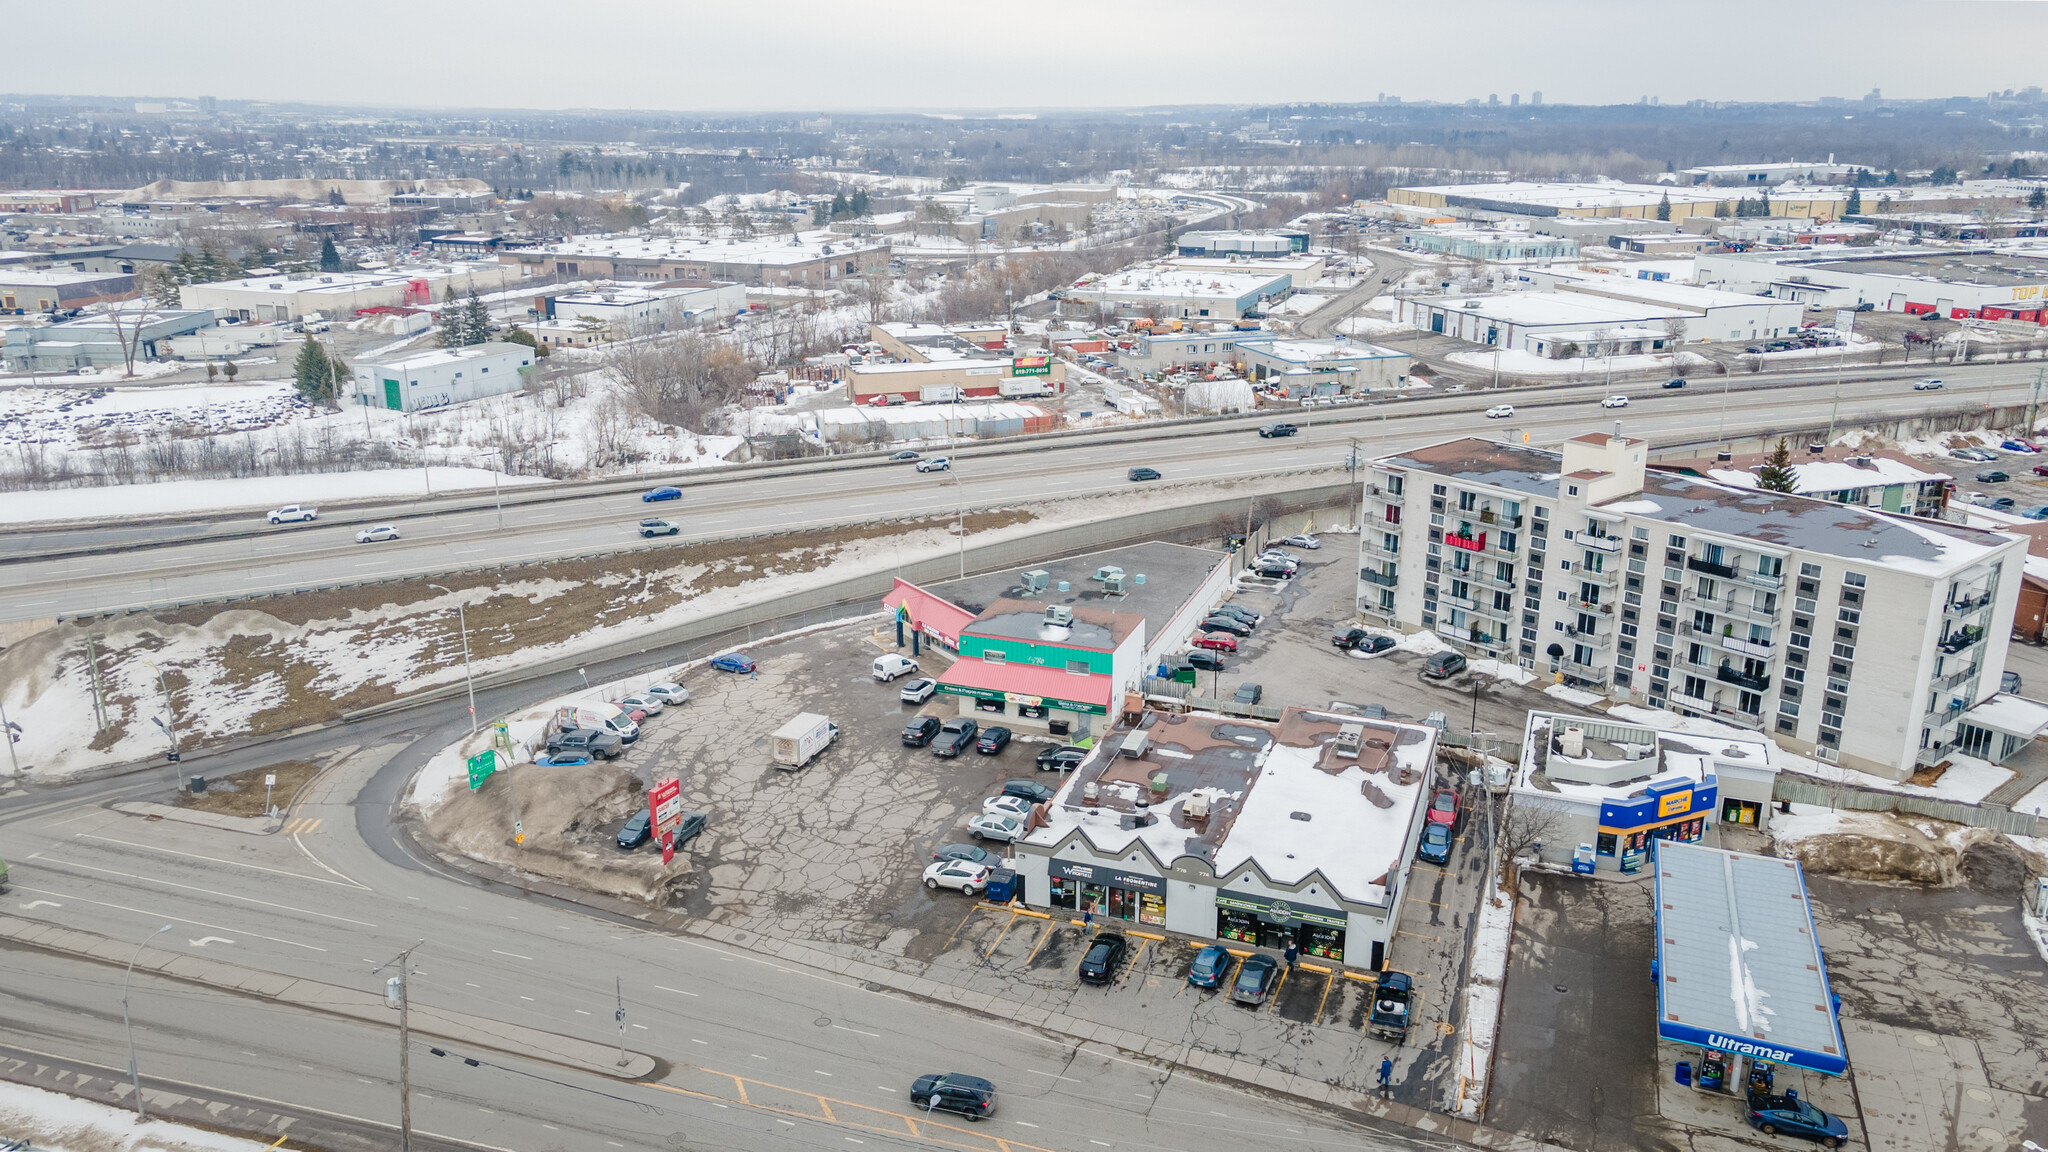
1127,939,1149,969
1397,930,1441,942
1315,971,1336,1021
980,914,1019,962
937,904,993,956
1266,967,1289,1013
1022,924,1054,965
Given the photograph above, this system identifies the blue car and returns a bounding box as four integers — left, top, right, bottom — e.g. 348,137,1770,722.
1746,1092,1848,1147
536,750,593,767
709,653,757,674
642,486,682,502
2021,505,2048,521
1417,822,1453,864
1187,945,1233,989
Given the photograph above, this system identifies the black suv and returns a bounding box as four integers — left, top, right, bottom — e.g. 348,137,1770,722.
547,728,623,760
1257,423,1297,438
976,726,1011,754
1001,778,1057,805
1184,649,1227,672
1036,745,1089,772
1201,615,1253,637
1421,650,1468,680
1077,932,1128,985
1210,604,1261,627
909,1073,996,1120
902,716,942,747
932,717,978,757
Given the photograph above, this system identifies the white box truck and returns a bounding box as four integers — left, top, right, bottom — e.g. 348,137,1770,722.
772,713,838,770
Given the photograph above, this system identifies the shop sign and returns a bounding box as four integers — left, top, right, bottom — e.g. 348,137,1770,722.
1004,692,1043,707
1658,789,1693,819
648,777,682,834
1657,1021,1846,1076
1011,354,1052,377
1050,859,1164,894
1215,891,1348,929
964,365,1003,377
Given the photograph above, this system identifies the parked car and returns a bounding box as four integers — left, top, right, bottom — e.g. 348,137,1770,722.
614,693,665,718
1965,493,2017,511
1201,615,1253,637
1662,379,1687,389
1427,786,1460,829
1421,650,1468,679
982,793,1034,819
1280,534,1321,550
909,1073,996,1121
613,704,648,725
1745,1092,1849,1147
535,750,593,767
2003,670,2024,694
1601,395,1629,408
1233,682,1263,705
641,486,683,502
642,682,690,705
900,677,938,704
617,810,655,849
932,718,979,758
1128,466,1161,481
976,726,1012,755
1000,778,1056,805
1231,954,1280,1006
1976,471,2011,484
888,450,921,462
1334,628,1396,654
638,518,681,537
2003,440,2040,454
932,844,996,866
1185,649,1227,672
1913,378,1945,391
1193,632,1239,653
873,654,919,681
1417,822,1453,864
1186,944,1233,989
1036,745,1089,772
922,859,991,894
546,728,623,760
2020,505,2048,521
966,813,1026,842
1251,559,1296,579
1077,932,1128,985
2034,463,2048,477
916,456,951,473
1484,405,1514,419
1210,604,1262,626
1255,551,1300,570
1257,423,1297,438
267,504,318,524
902,716,943,747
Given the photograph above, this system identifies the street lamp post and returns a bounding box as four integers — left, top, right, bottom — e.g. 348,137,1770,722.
122,923,174,1119
373,941,425,1152
139,660,180,763
427,585,477,733
474,448,504,530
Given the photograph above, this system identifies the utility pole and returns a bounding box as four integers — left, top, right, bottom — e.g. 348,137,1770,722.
141,660,179,763
122,924,174,1119
427,585,477,734
373,941,425,1152
85,633,107,732
615,977,629,1067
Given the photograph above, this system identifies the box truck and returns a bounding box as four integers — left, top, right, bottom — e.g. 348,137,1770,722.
772,713,838,770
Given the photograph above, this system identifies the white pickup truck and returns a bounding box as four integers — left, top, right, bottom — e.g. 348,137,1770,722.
267,505,318,524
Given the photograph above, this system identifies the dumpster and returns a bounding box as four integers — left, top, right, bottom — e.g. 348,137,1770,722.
189,776,206,794
985,868,1017,904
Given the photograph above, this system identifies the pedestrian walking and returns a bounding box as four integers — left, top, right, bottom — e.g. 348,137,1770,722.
1083,908,1094,930
1283,941,1299,971
1377,1057,1393,1094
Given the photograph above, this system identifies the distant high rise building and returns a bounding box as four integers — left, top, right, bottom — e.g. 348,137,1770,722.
1488,93,1499,106
1510,93,1521,107
1531,91,1542,105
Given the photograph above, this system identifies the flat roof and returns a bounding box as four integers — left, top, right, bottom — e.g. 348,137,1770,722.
963,598,1138,651
523,231,887,267
1654,841,1846,1075
1073,268,1290,300
1799,252,2048,288
1654,446,1951,496
357,341,529,372
1417,291,1690,327
1235,335,1408,364
925,541,1228,632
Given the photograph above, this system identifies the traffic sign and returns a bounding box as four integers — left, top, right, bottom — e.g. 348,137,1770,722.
466,750,498,791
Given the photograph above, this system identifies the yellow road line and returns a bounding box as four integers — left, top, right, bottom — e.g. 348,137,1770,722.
1022,923,1054,965
1314,971,1337,1021
1266,966,1290,1013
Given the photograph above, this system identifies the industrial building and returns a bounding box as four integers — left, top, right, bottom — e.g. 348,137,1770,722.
1174,230,1310,256
0,269,138,312
1679,159,1871,186
499,233,891,288
1163,253,1327,287
1109,328,1262,376
1063,268,1293,320
1399,227,1579,261
183,266,515,322
1232,335,1412,395
1388,181,1849,222
350,341,534,412
1693,249,2048,322
537,279,746,339
1,308,219,372
1358,433,2032,779
846,356,1065,405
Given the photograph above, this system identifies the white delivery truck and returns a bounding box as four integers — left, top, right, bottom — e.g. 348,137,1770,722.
555,702,639,743
772,713,838,770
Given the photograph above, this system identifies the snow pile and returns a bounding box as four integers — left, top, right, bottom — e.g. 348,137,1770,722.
0,1079,281,1152
1766,805,2040,886
1452,883,1516,1120
1442,348,1715,377
1391,628,1450,657
0,466,547,524
1470,658,1536,686
1543,683,1606,707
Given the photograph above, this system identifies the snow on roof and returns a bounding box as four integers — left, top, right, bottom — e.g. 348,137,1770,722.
1235,335,1407,364
525,231,886,267
1419,291,1691,327
1070,267,1290,299
1959,692,2048,738
357,341,529,372
1697,455,1950,495
1516,711,1775,807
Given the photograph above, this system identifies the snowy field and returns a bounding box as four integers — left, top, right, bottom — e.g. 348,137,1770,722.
1443,347,1716,377
0,1079,280,1152
0,466,550,523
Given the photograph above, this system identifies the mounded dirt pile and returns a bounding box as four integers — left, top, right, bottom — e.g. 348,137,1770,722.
1776,823,1958,884
421,761,690,904
1771,810,2048,889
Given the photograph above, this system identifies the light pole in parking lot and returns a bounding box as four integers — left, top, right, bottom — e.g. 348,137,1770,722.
427,584,477,734
122,922,173,1119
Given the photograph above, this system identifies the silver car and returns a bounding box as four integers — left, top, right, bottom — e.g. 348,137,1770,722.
642,682,690,705
967,813,1026,842
354,524,400,544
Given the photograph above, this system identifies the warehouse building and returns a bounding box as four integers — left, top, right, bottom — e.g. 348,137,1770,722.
1389,181,1848,222
350,341,534,412
0,269,138,312
183,266,515,322
1400,227,1580,261
1110,328,1262,376
1232,334,1412,395
1693,249,2048,322
1174,230,1310,256
537,279,746,339
846,356,1065,405
1163,253,1327,287
1063,268,1292,320
2,308,219,371
500,233,890,288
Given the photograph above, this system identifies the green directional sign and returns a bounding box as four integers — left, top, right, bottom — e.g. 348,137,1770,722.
467,749,498,791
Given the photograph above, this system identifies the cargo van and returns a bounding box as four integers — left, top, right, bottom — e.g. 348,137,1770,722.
772,713,838,769
872,654,919,682
557,702,639,744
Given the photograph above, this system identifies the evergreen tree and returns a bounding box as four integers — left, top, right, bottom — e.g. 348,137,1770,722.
850,188,870,216
1755,438,1797,494
327,188,346,206
223,360,238,381
463,289,492,346
319,236,343,273
1884,169,1899,186
1656,191,1671,222
503,325,550,357
829,192,849,219
812,201,828,226
2030,188,2046,213
1715,200,1733,218
1845,188,1862,216
292,337,333,404
438,286,466,347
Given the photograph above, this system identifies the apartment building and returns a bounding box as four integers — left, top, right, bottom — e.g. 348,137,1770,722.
1359,433,2028,780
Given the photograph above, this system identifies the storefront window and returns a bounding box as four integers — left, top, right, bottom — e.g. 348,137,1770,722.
1650,818,1704,846
1050,878,1077,910
1300,924,1345,962
1017,704,1049,720
975,698,1005,714
1217,909,1259,945
1596,832,1617,857
1081,883,1107,915
1139,892,1166,926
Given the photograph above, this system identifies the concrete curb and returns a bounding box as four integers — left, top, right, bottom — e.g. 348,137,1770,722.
110,800,282,835
0,913,657,1081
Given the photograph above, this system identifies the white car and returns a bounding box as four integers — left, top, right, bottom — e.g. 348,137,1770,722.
1280,534,1322,550
967,813,1026,842
642,682,690,705
982,794,1036,819
354,524,400,543
922,860,991,894
268,504,318,524
900,677,938,705
1601,395,1629,409
916,456,951,473
1913,378,1945,391
615,693,664,716
1484,405,1515,419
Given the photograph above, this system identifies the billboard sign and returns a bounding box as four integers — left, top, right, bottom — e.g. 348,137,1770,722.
1011,354,1052,377
648,777,683,834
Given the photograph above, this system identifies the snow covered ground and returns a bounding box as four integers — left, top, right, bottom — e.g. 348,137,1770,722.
2014,776,2048,817
1443,347,1716,378
0,1079,280,1152
1452,881,1516,1120
0,466,549,523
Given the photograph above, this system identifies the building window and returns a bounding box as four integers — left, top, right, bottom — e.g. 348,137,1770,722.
1066,660,1090,673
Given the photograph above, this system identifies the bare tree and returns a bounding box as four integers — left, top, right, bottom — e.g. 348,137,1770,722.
1662,316,1690,376
91,289,155,379
1496,796,1571,887
606,332,754,432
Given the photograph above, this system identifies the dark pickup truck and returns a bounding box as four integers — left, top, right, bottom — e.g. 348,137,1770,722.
1369,971,1413,1042
931,718,978,758
546,727,623,760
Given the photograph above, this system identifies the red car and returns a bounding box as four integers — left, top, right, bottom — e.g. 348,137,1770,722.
1427,786,1461,830
611,703,649,724
2032,463,2048,478
1192,632,1239,653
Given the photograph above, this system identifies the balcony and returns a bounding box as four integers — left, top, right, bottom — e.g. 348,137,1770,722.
1945,591,1993,618
1716,666,1772,692
1719,635,1774,660
1445,531,1487,552
1579,564,1621,586
1561,659,1610,683
1578,533,1621,553
1934,663,1979,692
1938,627,1985,655
1477,509,1524,529
1670,690,1714,714
1742,569,1785,591
1686,555,1738,579
1360,569,1399,588
1370,484,1405,506
1363,538,1401,560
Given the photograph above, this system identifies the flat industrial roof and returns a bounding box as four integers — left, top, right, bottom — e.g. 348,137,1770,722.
1416,291,1690,328
925,541,1228,634
1653,841,1846,1075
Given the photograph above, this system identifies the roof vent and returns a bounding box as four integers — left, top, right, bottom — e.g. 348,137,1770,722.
1808,444,1826,454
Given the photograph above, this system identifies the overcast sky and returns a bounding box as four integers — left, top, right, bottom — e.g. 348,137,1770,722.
10,1,2045,112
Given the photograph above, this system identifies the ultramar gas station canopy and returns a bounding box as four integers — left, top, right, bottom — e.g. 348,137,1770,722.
1653,840,1847,1076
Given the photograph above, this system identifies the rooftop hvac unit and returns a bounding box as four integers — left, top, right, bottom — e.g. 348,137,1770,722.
1044,605,1074,628
1559,726,1586,757
1020,569,1050,595
1082,781,1101,804
1184,792,1211,820
1104,574,1127,594
1093,565,1125,583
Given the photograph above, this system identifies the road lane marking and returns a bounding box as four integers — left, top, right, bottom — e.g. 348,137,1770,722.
465,983,480,988
832,1024,879,1037
188,936,235,948
9,884,326,951
17,900,60,911
815,1070,833,1076
32,855,377,926
490,949,532,960
1025,1070,1080,1082
574,1009,591,1015
655,985,698,997
77,834,363,889
519,996,535,1001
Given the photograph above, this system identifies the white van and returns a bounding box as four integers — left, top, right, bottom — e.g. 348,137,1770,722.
873,654,919,682
558,702,639,744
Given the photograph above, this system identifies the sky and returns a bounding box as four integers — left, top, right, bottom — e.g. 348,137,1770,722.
8,0,2047,113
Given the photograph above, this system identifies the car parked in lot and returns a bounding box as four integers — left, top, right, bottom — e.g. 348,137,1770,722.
1255,552,1300,572
1745,1092,1849,1147
916,456,951,473
613,703,648,725
2003,670,2024,694
1484,405,1514,419
1036,745,1089,772
1913,378,1945,391
1280,534,1321,549
1976,470,2011,484
909,1073,996,1121
638,518,681,537
1186,944,1233,989
1427,786,1460,829
1000,778,1056,805
902,716,942,747
1193,632,1238,653
709,653,756,674
1128,466,1161,481
2020,505,2048,521
1417,822,1454,865
966,813,1026,842
641,486,683,502
1230,954,1279,1006
1077,932,1128,985
2034,463,2048,477
615,693,664,717
643,682,690,705
664,811,709,851
932,844,996,866
617,809,655,848
1233,682,1263,705
1965,493,2017,511
922,859,991,894
2003,440,2040,454
536,750,593,767
975,726,1012,755
1251,559,1296,579
1601,395,1629,408
1210,604,1261,626
1201,615,1253,636
900,677,938,704
933,718,978,758
1951,447,1999,462
982,793,1034,819
546,728,623,760
874,654,919,681
1184,649,1227,672
1333,628,1396,654
1421,650,1468,679
354,524,400,543
1257,423,1297,438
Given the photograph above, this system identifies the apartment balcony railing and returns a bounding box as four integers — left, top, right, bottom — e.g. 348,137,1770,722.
1686,555,1739,579
1444,531,1487,552
1945,591,1993,618
1360,569,1399,588
1716,666,1772,692
1578,533,1621,553
1934,663,1979,692
1370,484,1405,506
1475,509,1524,529
1938,628,1985,655
1742,569,1785,591
1560,659,1610,683
1719,634,1775,660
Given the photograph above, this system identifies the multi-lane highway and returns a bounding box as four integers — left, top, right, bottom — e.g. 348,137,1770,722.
5,360,2042,622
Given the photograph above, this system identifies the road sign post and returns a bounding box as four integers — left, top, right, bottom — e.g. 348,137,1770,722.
466,750,498,791
649,777,682,864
